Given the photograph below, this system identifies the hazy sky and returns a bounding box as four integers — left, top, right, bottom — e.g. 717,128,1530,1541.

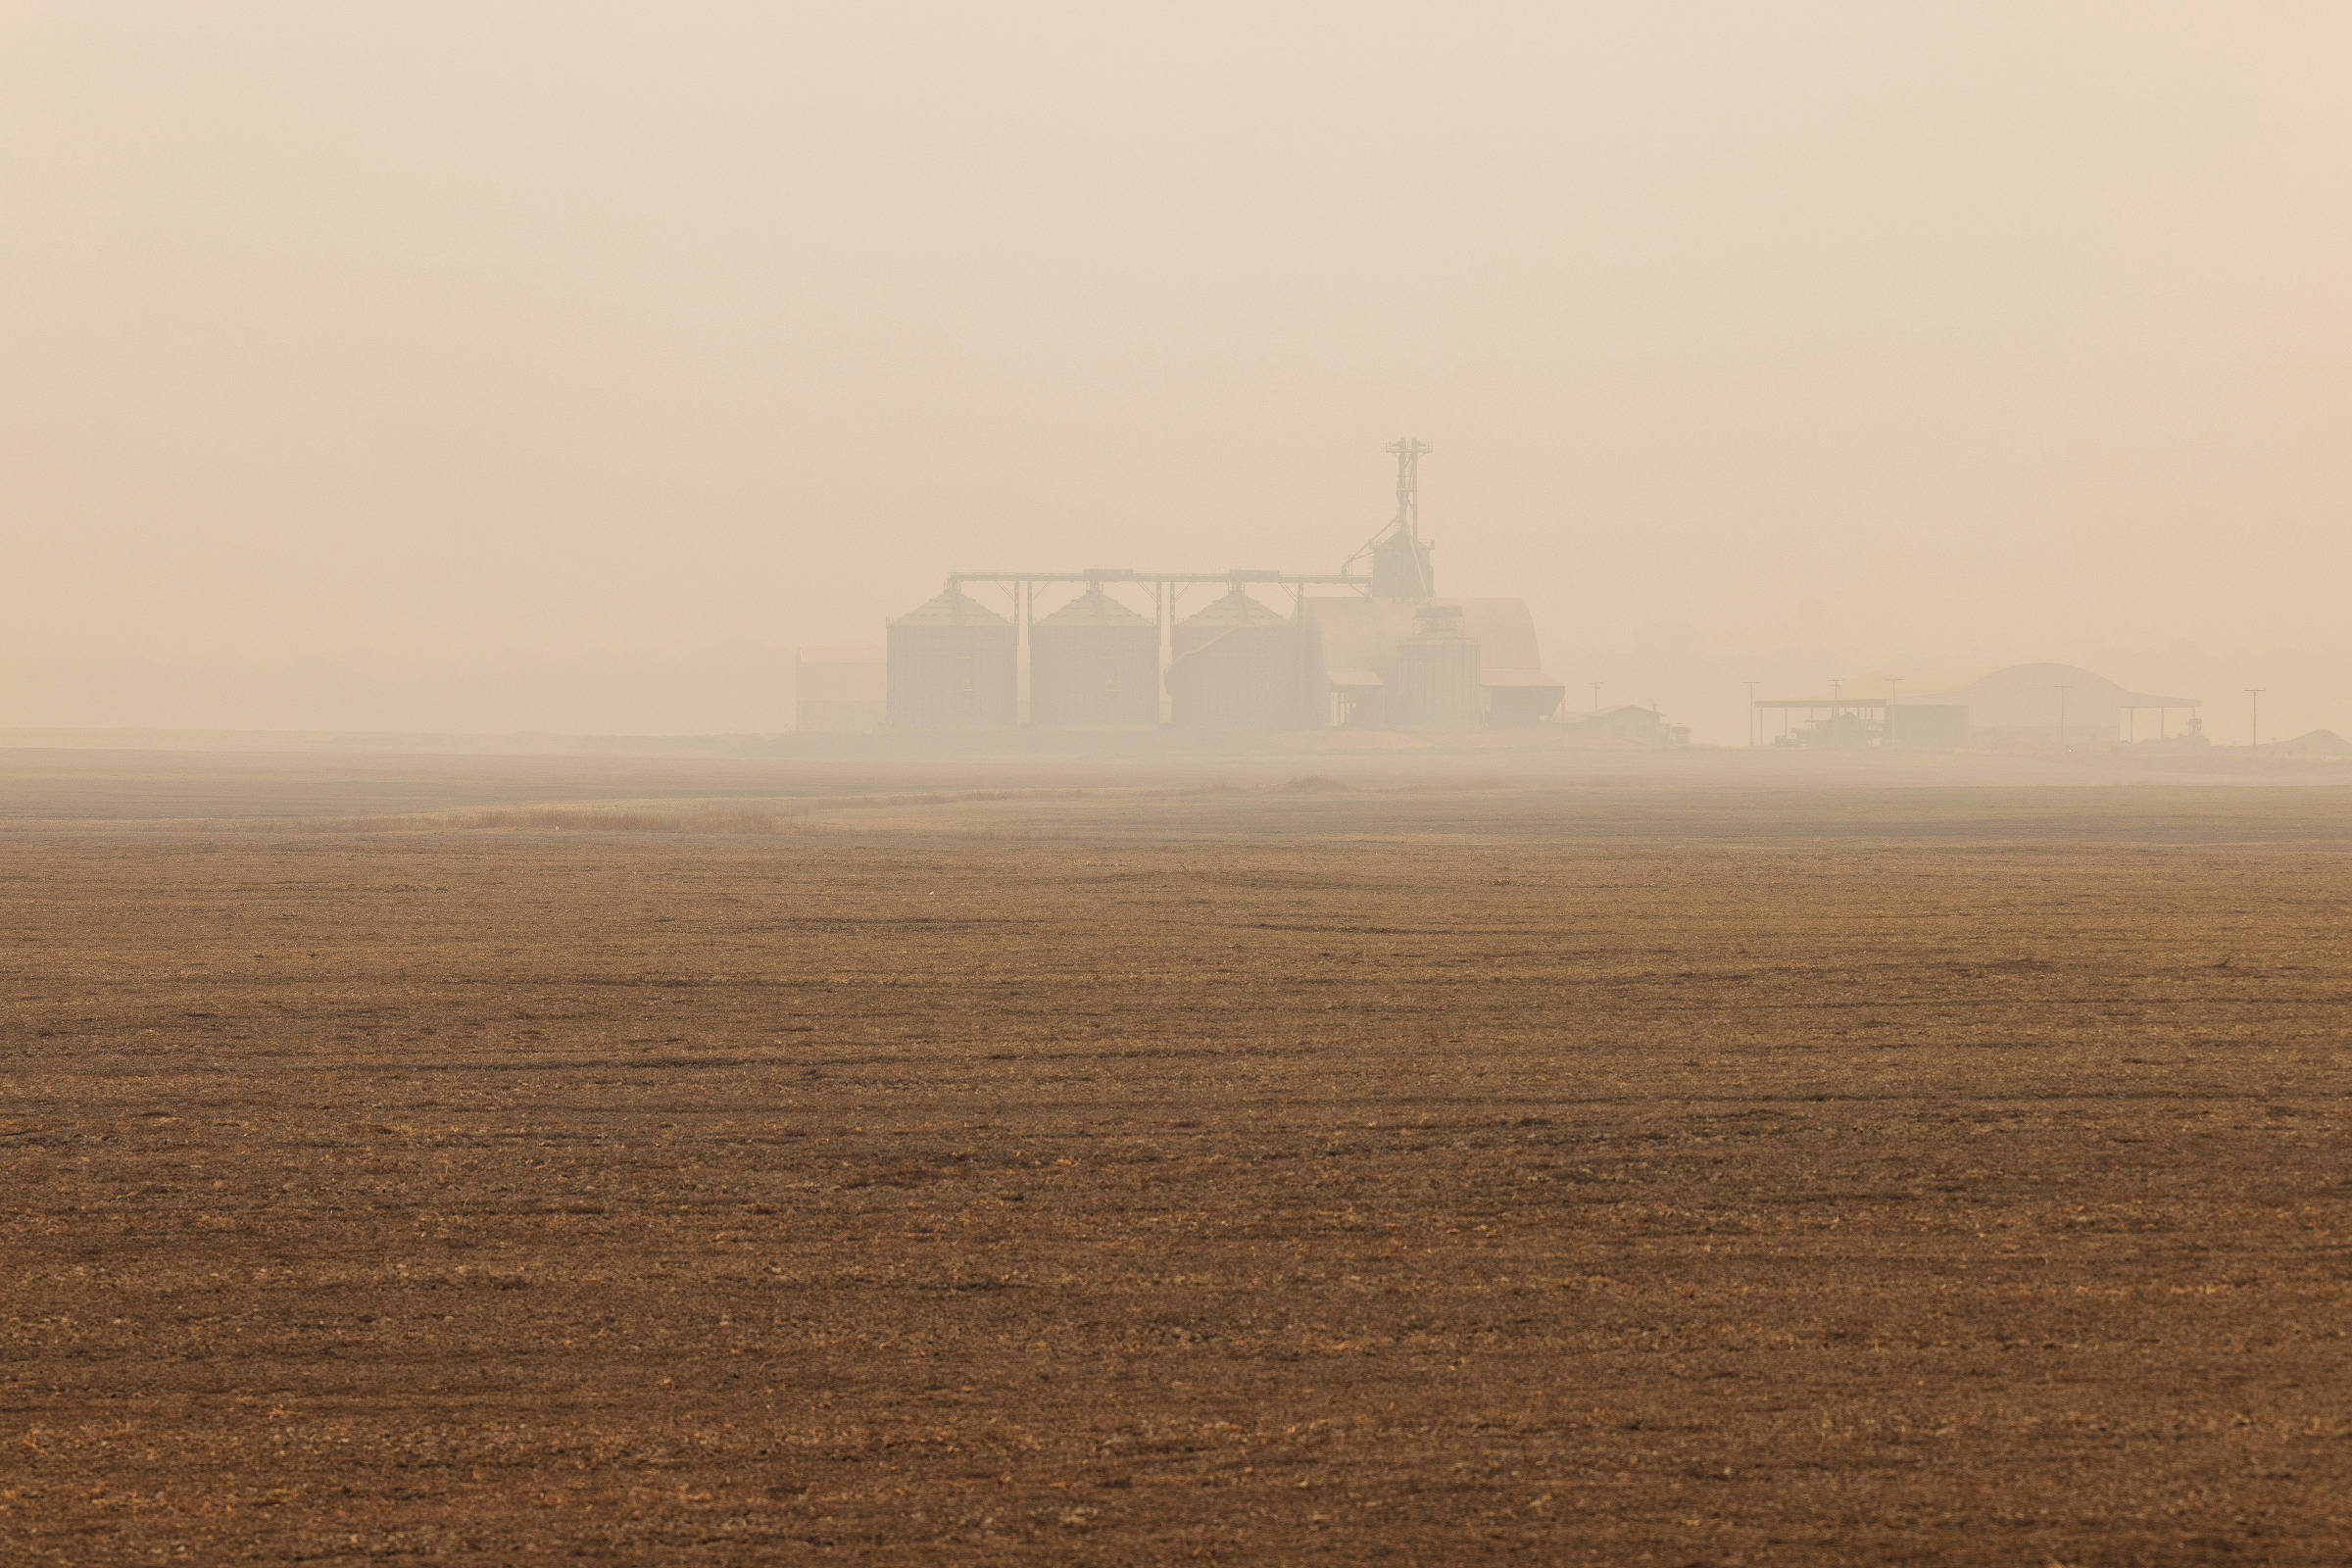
7,3,2348,672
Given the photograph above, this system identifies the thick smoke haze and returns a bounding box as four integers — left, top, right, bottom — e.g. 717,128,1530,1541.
6,4,2348,740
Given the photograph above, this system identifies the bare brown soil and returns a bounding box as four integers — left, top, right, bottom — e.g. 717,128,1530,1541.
5,755,2351,1563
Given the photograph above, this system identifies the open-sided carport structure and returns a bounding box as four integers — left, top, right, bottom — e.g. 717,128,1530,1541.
1753,662,2202,749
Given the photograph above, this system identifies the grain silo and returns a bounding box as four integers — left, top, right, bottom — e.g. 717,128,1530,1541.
886,584,1017,728
1388,603,1482,727
1030,586,1158,726
1167,586,1320,729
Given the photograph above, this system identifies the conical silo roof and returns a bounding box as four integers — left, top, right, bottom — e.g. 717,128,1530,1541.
1037,586,1152,628
890,586,1011,627
1179,586,1291,628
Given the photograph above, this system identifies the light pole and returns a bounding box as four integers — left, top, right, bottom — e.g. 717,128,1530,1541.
1590,681,1601,715
2247,688,2264,752
1744,680,1759,747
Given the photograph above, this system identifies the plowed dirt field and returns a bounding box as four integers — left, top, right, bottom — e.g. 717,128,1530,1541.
5,758,2351,1563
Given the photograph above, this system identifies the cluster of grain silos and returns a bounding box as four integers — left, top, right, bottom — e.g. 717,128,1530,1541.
880,443,1568,734
885,575,1563,733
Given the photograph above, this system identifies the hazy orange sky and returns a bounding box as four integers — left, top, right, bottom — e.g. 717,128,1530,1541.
6,5,2347,692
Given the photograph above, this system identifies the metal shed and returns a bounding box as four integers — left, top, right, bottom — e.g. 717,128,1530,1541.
1030,587,1158,726
886,586,1017,728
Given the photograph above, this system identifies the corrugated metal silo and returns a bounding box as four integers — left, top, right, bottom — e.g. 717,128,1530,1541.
1167,587,1319,729
1389,604,1482,727
886,586,1017,728
1030,587,1158,725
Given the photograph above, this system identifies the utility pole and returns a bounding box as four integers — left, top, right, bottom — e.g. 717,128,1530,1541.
1590,681,1601,715
2247,688,2264,752
1743,680,1759,747
2054,684,2071,752
1886,676,1900,747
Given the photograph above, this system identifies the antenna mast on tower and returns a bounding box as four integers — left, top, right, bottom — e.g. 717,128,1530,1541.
1346,437,1437,598
1390,436,1429,539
